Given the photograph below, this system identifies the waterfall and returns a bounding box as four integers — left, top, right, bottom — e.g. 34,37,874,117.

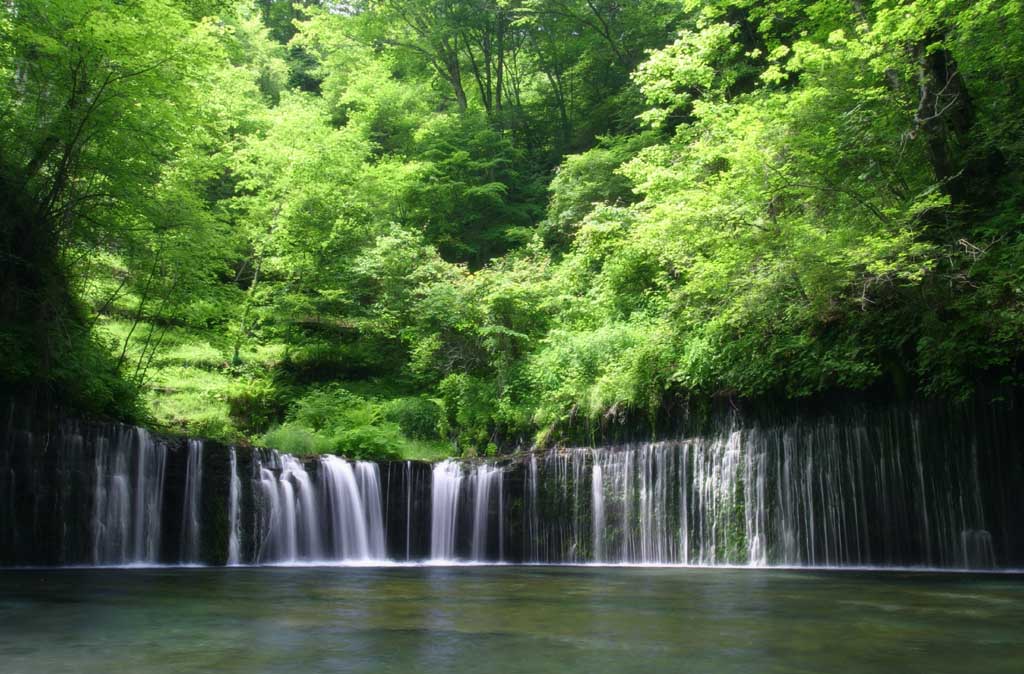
92,435,130,564
405,461,413,560
2,398,1021,569
497,471,505,562
256,452,294,562
526,455,539,561
134,429,166,563
355,462,386,558
516,408,1009,568
320,456,386,561
679,444,689,564
256,453,322,562
227,448,241,565
250,451,387,563
180,440,203,563
431,460,463,560
591,463,605,562
289,456,323,559
523,450,591,562
470,464,501,560
92,428,166,565
961,529,996,568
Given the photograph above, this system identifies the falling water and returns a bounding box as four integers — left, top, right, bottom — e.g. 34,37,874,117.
256,452,295,562
92,428,166,565
356,461,386,558
134,430,166,563
518,407,1010,568
256,453,318,561
497,472,505,562
321,456,386,561
591,463,605,562
289,456,323,559
405,461,413,560
523,450,591,562
180,440,203,563
227,448,241,565
2,399,1020,568
961,529,996,568
92,435,130,564
431,460,463,560
526,455,539,560
321,456,368,559
470,464,501,560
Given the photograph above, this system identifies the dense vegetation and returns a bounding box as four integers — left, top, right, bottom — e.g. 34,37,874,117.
2,0,1022,458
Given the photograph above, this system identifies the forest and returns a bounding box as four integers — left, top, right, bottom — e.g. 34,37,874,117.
1,0,1022,460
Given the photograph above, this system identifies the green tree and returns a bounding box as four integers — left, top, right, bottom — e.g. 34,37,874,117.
0,0,234,414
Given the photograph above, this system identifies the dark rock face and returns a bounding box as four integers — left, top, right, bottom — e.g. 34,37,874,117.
381,461,433,560
1,397,1022,568
0,411,97,565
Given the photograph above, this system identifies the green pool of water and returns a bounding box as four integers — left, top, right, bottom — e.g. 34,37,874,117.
0,566,1021,673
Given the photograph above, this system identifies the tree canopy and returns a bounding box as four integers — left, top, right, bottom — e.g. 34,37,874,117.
2,0,1022,456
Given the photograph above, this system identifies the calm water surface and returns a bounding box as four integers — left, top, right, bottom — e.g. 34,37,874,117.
0,566,1021,673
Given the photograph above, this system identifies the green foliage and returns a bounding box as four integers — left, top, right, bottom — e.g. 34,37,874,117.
409,111,543,265
261,423,335,456
541,134,655,253
3,0,1023,455
384,397,445,440
438,373,498,450
260,386,450,461
0,0,246,415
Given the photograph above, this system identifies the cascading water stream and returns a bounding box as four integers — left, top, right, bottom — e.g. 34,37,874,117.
527,455,539,561
524,450,591,562
470,464,501,560
356,462,386,558
227,448,241,565
255,452,294,562
92,428,166,565
180,440,203,563
591,463,605,562
2,400,1018,568
134,430,167,563
287,456,323,560
497,471,504,561
320,456,386,561
92,435,130,564
249,451,388,563
430,460,463,561
405,461,413,560
520,411,1005,567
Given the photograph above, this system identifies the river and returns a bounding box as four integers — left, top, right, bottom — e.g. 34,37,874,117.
1,566,1021,673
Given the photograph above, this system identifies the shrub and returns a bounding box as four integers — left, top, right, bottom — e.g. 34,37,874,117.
261,423,335,456
384,396,443,440
332,424,402,461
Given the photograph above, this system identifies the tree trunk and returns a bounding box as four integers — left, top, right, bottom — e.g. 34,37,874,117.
913,33,974,203
495,13,505,114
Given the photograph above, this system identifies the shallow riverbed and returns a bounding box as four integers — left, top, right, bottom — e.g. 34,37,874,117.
1,566,1021,673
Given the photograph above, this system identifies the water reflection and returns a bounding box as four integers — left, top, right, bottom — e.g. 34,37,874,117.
0,567,1021,674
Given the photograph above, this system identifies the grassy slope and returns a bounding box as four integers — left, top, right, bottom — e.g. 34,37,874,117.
94,314,453,461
